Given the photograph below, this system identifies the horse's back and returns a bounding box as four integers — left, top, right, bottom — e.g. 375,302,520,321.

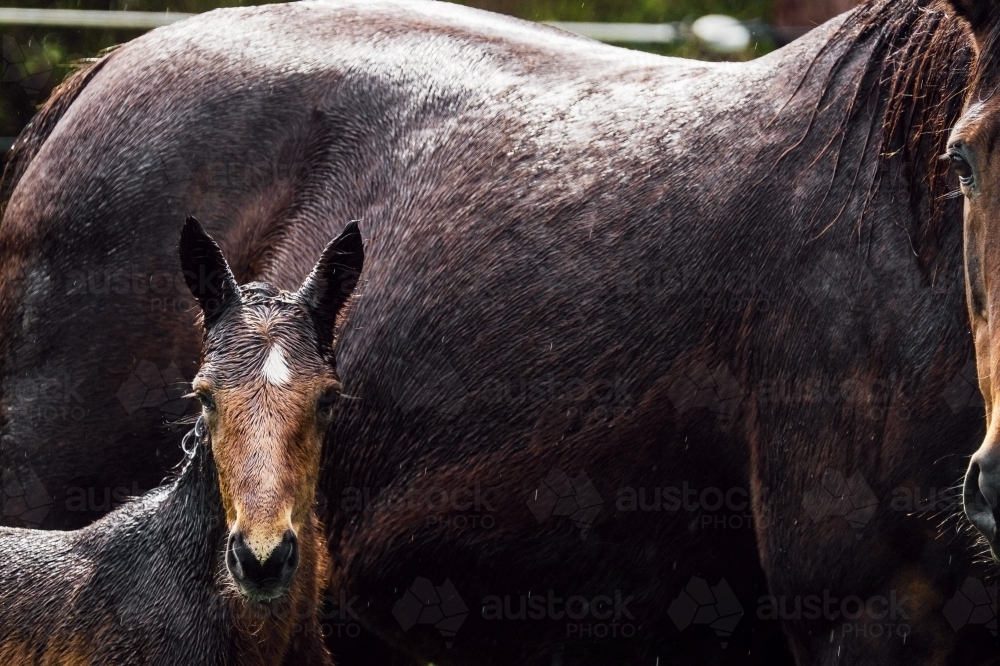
0,0,818,484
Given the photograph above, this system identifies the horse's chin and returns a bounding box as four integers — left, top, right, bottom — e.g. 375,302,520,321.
988,542,1000,565
233,579,292,604
975,529,1000,564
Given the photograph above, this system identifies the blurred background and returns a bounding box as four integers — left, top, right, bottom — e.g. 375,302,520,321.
0,0,861,150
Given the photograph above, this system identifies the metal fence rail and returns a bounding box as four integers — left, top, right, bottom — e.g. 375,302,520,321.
0,8,191,29
0,8,805,45
545,21,680,44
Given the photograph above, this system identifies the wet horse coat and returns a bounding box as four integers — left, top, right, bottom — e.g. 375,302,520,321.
0,0,994,663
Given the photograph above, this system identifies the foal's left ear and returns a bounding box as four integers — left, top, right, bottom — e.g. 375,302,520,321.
297,221,365,347
179,216,241,329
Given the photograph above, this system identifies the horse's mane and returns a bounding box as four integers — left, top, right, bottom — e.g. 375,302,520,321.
0,50,117,215
798,0,974,266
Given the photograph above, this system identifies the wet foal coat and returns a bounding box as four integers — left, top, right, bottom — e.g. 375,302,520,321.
0,426,332,666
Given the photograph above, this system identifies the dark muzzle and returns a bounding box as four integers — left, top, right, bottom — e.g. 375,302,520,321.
965,455,1000,558
226,529,299,600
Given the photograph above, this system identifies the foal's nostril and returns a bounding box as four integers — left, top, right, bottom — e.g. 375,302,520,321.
965,461,999,543
226,530,299,594
265,531,299,581
226,531,251,580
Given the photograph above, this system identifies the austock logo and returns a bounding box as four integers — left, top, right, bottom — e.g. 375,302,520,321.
757,590,910,640
392,577,469,648
799,251,875,311
319,590,364,639
387,351,468,417
480,373,634,420
665,360,742,421
527,469,604,540
392,577,638,646
614,483,753,530
798,250,925,316
143,150,321,199
117,360,192,417
755,375,910,422
339,482,497,531
143,151,193,206
943,578,997,636
801,469,878,538
1,35,52,97
1,463,52,528
482,589,637,639
64,481,146,514
612,265,770,314
10,373,86,425
667,577,743,648
941,359,985,415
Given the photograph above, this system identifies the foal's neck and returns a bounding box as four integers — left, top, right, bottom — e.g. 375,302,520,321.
162,433,329,665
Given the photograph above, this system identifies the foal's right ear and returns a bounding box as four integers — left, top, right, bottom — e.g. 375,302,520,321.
179,216,241,328
297,221,365,349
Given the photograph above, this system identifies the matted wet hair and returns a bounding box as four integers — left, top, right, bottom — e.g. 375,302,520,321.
770,1,974,266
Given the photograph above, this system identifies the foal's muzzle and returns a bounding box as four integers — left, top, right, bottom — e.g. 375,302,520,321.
965,454,1000,560
226,529,299,600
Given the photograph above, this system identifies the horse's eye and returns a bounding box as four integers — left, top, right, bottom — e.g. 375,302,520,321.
950,153,974,184
196,392,216,412
317,390,339,419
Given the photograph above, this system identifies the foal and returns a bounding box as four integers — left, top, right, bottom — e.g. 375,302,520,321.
0,218,364,665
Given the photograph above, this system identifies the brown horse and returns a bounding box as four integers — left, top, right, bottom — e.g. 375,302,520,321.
0,0,997,664
0,217,364,664
953,0,1000,568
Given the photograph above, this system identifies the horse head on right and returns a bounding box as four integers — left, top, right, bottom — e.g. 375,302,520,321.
179,216,363,601
940,0,1000,560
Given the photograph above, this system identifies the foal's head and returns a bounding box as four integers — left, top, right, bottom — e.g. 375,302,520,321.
945,1,1000,559
179,217,363,600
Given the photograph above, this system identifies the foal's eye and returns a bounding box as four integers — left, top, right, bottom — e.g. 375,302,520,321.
949,152,974,185
196,392,216,412
317,390,339,420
